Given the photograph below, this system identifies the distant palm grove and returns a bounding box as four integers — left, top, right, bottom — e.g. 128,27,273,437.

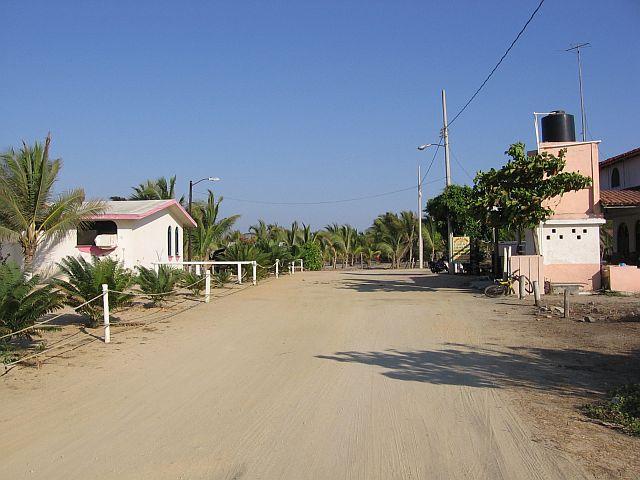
0,136,443,342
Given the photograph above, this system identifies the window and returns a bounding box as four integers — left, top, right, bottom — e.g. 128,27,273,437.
546,235,550,240
77,221,117,246
175,227,180,256
552,228,556,233
577,235,581,240
167,226,172,257
583,229,587,234
559,235,564,239
618,223,630,257
571,228,576,233
611,167,621,188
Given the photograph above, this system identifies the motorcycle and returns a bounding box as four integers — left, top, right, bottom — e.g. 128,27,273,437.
428,258,449,274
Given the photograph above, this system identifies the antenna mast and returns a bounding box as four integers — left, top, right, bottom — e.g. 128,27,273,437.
566,42,590,142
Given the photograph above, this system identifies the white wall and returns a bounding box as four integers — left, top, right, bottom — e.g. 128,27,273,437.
539,221,602,265
600,154,640,190
2,209,189,275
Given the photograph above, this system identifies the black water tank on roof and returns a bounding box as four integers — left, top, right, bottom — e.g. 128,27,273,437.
541,111,576,142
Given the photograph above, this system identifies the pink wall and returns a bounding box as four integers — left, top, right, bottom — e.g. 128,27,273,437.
603,265,640,293
509,255,544,295
539,141,601,218
544,263,601,291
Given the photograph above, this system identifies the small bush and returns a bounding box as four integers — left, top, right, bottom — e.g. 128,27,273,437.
583,384,640,436
213,270,232,288
0,261,64,339
55,256,134,327
136,265,182,305
298,242,323,271
181,271,205,295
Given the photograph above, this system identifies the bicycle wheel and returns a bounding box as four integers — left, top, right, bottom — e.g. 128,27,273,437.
484,284,505,298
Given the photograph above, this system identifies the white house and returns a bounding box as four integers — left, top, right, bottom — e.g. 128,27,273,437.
4,200,196,275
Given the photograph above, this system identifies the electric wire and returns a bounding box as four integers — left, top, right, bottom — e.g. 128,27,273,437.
447,0,546,128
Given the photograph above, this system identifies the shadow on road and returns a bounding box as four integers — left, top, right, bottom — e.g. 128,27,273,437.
316,344,640,395
337,271,479,294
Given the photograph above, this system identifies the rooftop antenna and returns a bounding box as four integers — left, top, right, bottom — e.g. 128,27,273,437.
566,42,590,142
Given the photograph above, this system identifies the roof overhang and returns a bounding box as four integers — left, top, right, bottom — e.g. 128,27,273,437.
90,199,197,227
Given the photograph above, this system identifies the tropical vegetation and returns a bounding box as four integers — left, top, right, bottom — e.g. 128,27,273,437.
136,265,182,305
0,261,64,339
0,135,102,271
54,256,134,327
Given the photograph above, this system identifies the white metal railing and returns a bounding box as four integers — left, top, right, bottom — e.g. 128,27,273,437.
153,261,258,286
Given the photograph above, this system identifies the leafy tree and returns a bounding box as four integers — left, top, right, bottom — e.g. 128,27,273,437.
426,184,485,240
0,261,64,339
0,135,103,271
136,265,181,305
298,242,323,270
472,142,592,252
54,256,134,327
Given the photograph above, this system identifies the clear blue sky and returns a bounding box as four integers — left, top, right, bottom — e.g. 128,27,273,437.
1,0,638,231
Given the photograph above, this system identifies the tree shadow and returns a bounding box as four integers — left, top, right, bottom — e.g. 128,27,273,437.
316,343,640,395
337,271,479,294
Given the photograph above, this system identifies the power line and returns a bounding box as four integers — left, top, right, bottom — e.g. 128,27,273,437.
222,177,446,206
447,0,546,128
421,136,443,185
450,148,474,182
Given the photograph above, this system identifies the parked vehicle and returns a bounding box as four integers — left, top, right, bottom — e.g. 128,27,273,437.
428,258,449,274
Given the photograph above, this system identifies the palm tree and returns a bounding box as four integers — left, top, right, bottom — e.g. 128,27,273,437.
129,175,183,203
0,135,103,271
190,191,239,260
368,212,413,268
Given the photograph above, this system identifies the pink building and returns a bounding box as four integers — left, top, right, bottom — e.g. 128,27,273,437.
523,112,605,291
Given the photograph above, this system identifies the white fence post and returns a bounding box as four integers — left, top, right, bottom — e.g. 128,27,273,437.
300,259,304,272
289,263,293,275
205,270,211,303
252,261,257,286
195,264,201,275
102,284,110,344
275,259,279,278
237,262,242,284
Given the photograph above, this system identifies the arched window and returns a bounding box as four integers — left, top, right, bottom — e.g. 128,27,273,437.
617,223,629,258
611,167,621,188
175,227,180,256
167,226,172,257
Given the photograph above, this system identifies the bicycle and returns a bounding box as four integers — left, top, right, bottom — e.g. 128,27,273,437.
484,271,532,298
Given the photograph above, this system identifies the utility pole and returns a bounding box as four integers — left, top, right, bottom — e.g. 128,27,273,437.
566,42,590,142
441,89,453,272
417,163,423,269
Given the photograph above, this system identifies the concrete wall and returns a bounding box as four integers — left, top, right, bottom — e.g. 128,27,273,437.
603,265,640,293
508,255,544,296
2,209,188,275
539,141,601,218
600,153,640,190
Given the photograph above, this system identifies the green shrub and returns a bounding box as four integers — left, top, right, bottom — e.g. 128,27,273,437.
0,261,64,339
222,243,271,280
55,256,134,327
298,242,323,271
180,270,205,295
136,265,182,305
213,270,232,288
583,384,640,436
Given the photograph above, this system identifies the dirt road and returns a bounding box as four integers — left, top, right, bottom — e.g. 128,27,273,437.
0,270,587,479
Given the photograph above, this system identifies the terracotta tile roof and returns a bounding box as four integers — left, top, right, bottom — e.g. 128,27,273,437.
600,189,640,207
599,146,640,169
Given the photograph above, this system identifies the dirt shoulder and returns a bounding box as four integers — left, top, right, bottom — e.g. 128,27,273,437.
477,288,640,479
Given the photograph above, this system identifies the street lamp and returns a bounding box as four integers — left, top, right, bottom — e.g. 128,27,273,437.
187,176,221,261
415,143,439,270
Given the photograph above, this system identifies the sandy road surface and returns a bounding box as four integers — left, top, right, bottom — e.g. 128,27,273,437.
0,270,586,479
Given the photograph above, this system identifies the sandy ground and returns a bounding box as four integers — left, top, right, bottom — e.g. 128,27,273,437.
0,270,605,479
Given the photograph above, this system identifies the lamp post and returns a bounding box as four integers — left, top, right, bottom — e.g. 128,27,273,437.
416,143,438,270
187,176,220,261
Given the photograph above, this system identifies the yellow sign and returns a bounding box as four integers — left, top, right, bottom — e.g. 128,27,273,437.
452,236,471,262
